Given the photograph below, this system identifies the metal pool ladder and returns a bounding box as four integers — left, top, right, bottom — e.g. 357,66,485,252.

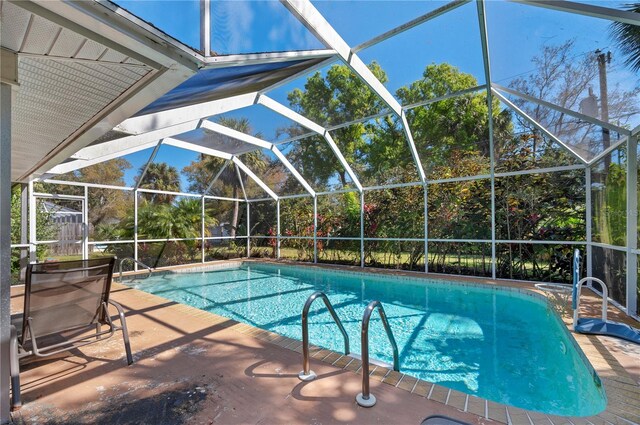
356,300,399,408
117,257,153,283
298,292,350,381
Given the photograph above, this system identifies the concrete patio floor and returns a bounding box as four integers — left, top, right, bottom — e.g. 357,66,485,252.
8,262,640,425
9,282,490,425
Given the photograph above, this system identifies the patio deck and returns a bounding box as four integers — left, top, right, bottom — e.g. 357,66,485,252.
8,262,640,425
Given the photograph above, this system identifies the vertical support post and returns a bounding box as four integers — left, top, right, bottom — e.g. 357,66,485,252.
82,185,89,260
313,196,318,263
0,82,13,424
201,196,206,263
276,199,281,259
20,184,28,280
423,184,428,273
133,190,139,272
200,0,211,56
626,135,638,315
360,191,365,268
586,167,593,277
476,0,496,279
28,180,36,263
246,202,250,258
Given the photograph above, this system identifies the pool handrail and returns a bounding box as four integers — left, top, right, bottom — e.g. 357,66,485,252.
356,300,399,408
117,257,153,283
298,291,350,381
573,276,609,327
572,249,608,328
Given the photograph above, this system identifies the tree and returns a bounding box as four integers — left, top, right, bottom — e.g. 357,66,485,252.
397,63,510,177
76,160,132,232
285,62,388,188
508,39,639,160
183,117,268,237
137,162,180,204
610,3,640,72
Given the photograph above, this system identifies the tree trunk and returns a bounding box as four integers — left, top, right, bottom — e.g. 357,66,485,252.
339,171,347,187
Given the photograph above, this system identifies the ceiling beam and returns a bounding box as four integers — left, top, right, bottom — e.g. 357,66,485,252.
353,0,471,53
116,92,258,135
492,83,632,136
203,49,336,69
232,157,278,200
280,0,426,183
492,88,589,165
200,121,316,196
510,0,640,26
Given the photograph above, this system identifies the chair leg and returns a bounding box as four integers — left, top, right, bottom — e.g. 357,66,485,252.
109,300,133,365
120,311,133,365
10,325,22,411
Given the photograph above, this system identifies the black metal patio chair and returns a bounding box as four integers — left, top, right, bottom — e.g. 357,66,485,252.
9,257,133,410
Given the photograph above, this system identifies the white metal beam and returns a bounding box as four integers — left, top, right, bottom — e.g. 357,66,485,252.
324,133,363,192
233,157,278,200
71,121,201,160
49,119,204,174
257,95,324,134
204,160,231,195
257,94,363,191
203,49,336,68
353,0,471,52
585,136,628,166
477,0,497,279
163,137,233,160
493,84,632,136
235,163,248,201
134,140,163,190
48,140,159,175
200,121,315,196
280,0,425,182
271,147,316,196
200,0,211,57
281,0,400,113
200,121,272,150
492,88,588,165
117,92,259,135
510,0,640,26
0,82,14,424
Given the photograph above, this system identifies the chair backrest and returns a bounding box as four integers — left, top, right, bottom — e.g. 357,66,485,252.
23,257,116,341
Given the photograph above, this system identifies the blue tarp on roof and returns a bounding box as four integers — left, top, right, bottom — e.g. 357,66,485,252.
134,58,325,116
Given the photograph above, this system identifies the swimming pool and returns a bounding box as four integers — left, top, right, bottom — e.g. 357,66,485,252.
127,262,606,417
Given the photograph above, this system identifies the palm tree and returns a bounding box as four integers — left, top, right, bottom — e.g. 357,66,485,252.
184,117,268,237
117,197,218,267
610,3,640,72
137,162,181,204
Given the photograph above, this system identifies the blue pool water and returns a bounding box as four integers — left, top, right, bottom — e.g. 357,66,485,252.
128,263,606,416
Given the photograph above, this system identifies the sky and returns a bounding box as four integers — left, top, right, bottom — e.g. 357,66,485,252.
113,0,639,188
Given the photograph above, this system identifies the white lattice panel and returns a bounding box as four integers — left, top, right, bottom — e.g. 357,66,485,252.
76,39,107,61
0,2,31,52
48,28,85,57
100,49,128,63
12,57,151,179
20,14,60,55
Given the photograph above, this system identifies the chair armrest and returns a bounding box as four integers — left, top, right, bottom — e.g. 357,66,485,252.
108,300,126,315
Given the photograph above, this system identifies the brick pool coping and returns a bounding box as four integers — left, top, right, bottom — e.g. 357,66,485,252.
123,258,640,424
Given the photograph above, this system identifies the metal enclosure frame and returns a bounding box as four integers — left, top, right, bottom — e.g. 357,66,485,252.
3,5,640,420
13,0,637,323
